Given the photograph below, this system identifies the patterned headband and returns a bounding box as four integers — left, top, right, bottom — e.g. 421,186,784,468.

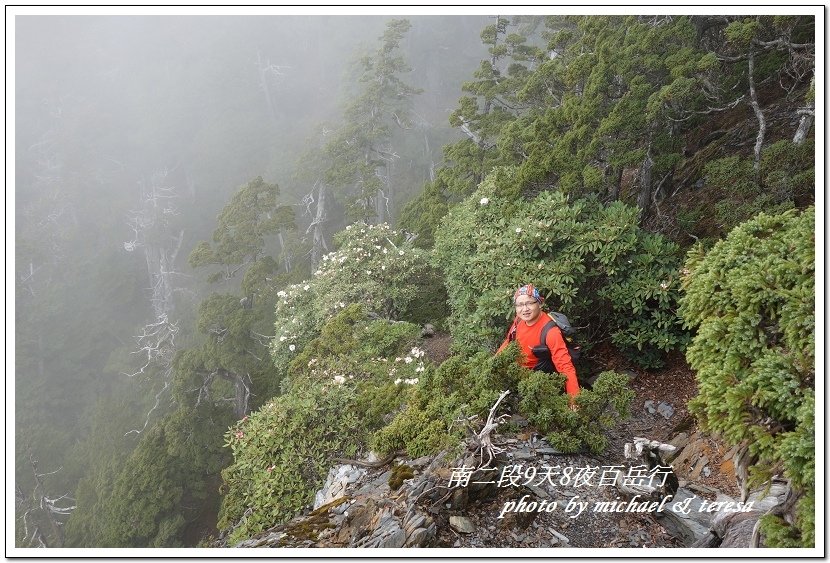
514,284,543,304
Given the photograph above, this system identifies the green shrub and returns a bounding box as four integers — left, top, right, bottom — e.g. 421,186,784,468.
679,206,815,547
703,155,801,235
218,378,363,544
518,370,634,453
762,139,814,204
270,222,437,382
433,166,687,367
219,307,424,543
371,345,526,458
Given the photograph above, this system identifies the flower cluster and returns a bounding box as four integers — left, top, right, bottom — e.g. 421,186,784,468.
392,346,426,381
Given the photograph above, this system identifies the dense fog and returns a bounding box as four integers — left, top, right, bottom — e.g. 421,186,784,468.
14,14,487,546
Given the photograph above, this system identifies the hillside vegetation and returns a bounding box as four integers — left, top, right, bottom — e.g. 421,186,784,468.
16,14,814,549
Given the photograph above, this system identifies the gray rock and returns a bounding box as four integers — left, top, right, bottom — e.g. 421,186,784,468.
449,515,476,534
377,527,406,548
549,529,570,545
410,456,431,468
534,447,562,455
403,513,426,534
314,464,366,509
406,527,432,548
644,400,657,414
657,402,675,419
511,449,536,460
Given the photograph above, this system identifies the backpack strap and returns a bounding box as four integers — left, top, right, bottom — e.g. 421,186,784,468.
507,316,520,342
538,317,557,349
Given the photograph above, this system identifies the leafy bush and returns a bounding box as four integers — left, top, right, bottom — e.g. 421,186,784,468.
679,206,814,547
433,166,687,367
270,222,439,382
371,344,526,458
518,370,634,453
372,344,634,458
218,306,423,543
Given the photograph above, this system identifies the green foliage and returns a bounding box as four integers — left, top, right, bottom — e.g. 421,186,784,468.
702,156,795,234
724,18,760,47
187,176,295,284
371,345,526,458
762,140,815,204
518,370,634,453
92,404,232,547
218,307,423,543
270,222,437,380
433,168,688,367
679,206,814,547
397,177,449,248
218,378,362,544
321,19,420,221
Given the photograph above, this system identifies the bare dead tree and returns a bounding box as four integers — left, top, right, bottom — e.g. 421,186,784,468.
793,77,815,145
307,179,329,271
123,314,179,436
122,169,186,435
18,452,76,548
192,368,252,419
255,52,291,126
467,390,512,468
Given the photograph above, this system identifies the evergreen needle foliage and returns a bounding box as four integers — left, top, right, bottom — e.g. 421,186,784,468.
518,369,634,453
679,206,815,547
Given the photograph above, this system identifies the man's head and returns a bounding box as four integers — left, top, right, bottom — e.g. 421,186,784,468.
514,284,544,323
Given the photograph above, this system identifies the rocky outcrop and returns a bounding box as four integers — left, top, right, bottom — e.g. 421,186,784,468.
228,423,790,549
625,435,795,548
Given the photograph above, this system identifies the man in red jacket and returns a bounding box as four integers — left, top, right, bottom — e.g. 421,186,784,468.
497,284,580,403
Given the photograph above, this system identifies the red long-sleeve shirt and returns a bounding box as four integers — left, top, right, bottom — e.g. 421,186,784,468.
497,317,580,397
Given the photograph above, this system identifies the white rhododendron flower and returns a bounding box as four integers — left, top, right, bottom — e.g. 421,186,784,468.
333,375,346,385
516,227,522,234
404,356,413,364
480,197,489,205
289,344,296,352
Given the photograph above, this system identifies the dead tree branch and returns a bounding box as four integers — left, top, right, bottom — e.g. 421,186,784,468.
475,390,511,468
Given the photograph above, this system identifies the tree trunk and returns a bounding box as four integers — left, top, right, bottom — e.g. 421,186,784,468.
218,370,250,419
747,47,766,178
310,182,328,271
793,105,814,145
257,52,278,126
637,145,654,224
233,374,250,419
277,231,291,273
